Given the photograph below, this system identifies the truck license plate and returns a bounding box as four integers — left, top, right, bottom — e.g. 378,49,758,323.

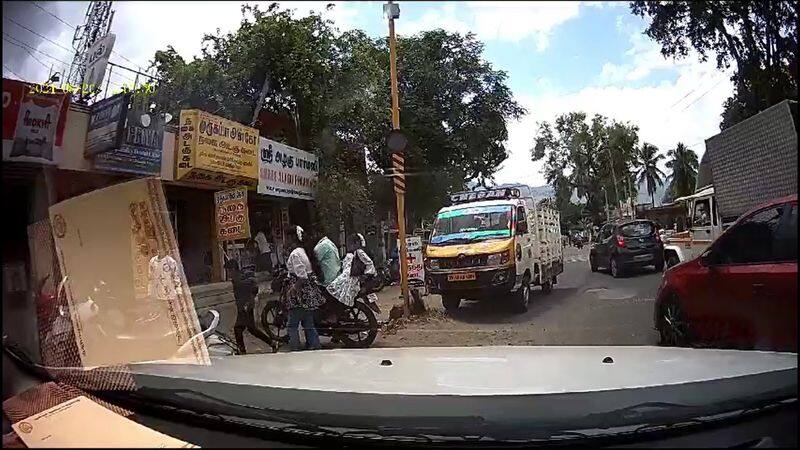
448,272,476,282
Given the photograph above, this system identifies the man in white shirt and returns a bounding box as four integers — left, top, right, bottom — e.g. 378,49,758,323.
254,229,273,272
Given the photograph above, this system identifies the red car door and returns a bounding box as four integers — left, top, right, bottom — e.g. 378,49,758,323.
704,201,797,351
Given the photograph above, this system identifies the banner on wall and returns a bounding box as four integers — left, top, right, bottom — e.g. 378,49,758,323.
176,109,259,188
214,187,251,241
2,78,70,165
257,137,318,200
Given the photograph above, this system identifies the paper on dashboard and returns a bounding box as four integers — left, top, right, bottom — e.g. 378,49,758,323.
12,395,197,448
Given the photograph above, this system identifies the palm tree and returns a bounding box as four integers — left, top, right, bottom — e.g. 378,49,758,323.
665,143,699,199
636,143,666,207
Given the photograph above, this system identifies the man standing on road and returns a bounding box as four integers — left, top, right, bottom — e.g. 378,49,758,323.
226,240,276,354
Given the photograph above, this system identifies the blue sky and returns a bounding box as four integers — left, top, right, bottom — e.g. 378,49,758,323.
3,1,733,188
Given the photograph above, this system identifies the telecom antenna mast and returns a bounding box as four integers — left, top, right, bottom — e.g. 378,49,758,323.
66,1,114,90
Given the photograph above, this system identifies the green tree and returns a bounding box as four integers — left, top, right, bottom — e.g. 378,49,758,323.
150,6,523,233
532,113,643,225
636,143,666,207
630,1,798,130
533,112,609,225
605,121,640,212
665,143,698,199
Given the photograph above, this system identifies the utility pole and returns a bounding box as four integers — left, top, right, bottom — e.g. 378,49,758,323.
602,186,610,222
384,0,411,316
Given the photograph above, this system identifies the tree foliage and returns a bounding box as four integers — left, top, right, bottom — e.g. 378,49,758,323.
630,0,798,129
664,142,699,200
636,143,666,207
149,4,523,233
532,112,640,225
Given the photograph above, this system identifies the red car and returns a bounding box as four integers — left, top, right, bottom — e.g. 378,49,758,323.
655,194,797,352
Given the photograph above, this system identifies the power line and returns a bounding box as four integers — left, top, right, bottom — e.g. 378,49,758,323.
30,1,143,70
680,78,726,112
3,34,72,66
32,1,76,29
4,16,75,54
2,36,52,71
3,64,24,80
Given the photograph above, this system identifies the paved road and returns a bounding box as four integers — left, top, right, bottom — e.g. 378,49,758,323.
375,245,662,348
223,245,662,353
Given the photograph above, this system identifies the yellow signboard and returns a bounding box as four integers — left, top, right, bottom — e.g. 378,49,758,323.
176,109,259,187
215,187,251,241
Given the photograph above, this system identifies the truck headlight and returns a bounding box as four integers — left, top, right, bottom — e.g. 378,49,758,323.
487,251,511,266
426,258,439,270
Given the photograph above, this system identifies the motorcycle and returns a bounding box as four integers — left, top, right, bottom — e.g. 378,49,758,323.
261,265,380,348
196,309,241,356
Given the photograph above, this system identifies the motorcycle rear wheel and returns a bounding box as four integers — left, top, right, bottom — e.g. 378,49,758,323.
338,301,379,348
260,300,288,343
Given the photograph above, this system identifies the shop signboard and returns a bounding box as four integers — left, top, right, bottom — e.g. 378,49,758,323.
397,236,425,282
85,92,130,156
257,137,318,200
93,100,164,176
176,109,259,188
83,33,115,90
214,187,251,241
2,78,70,165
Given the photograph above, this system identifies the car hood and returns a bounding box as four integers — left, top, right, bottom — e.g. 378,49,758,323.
128,346,797,441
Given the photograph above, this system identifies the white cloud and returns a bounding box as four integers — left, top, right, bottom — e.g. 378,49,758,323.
398,1,581,50
494,47,734,187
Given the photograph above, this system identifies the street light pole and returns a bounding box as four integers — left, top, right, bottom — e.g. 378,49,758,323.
602,186,610,222
385,0,411,316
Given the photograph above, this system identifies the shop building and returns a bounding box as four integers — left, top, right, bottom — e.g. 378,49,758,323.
3,78,319,348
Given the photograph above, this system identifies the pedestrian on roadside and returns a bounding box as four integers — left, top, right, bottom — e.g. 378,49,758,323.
254,229,273,273
284,226,325,351
225,239,275,354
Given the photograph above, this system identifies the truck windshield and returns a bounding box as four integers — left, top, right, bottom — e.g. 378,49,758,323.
430,205,513,245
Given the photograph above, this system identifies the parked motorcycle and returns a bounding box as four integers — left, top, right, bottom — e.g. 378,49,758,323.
197,309,241,356
261,266,380,348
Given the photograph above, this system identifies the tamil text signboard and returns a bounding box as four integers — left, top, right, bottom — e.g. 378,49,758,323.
257,137,318,200
83,33,115,90
214,187,251,241
176,109,259,188
398,236,425,282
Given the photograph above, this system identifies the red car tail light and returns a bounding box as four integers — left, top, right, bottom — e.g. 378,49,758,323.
616,235,625,247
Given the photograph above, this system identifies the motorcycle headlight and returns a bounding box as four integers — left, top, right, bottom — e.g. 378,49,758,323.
486,251,511,266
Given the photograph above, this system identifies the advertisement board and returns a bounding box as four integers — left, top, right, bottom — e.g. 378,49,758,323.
176,109,259,188
85,92,129,156
83,33,115,90
2,78,69,165
93,99,164,176
257,137,318,200
214,187,251,241
398,236,425,282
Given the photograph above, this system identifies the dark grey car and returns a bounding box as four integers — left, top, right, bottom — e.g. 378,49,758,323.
589,219,664,278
